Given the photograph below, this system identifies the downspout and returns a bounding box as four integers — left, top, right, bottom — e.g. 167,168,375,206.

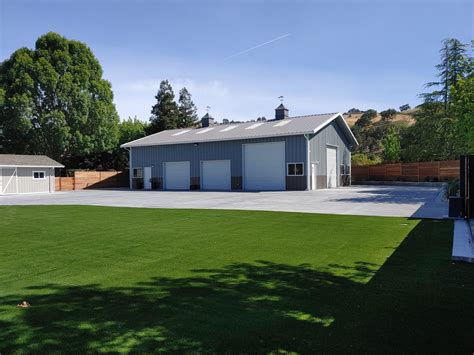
126,147,132,190
304,134,311,191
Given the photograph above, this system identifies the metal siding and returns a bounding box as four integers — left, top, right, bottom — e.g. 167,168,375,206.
131,136,307,188
309,121,351,187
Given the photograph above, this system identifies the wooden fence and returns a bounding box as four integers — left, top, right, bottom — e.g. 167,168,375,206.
352,160,459,182
55,171,129,191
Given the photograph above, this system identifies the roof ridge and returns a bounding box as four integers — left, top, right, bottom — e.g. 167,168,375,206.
289,112,339,119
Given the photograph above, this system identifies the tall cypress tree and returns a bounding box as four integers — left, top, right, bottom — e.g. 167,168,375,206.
421,38,469,107
177,87,198,128
148,80,178,134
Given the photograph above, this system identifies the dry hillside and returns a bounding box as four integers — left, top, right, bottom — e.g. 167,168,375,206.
343,109,417,127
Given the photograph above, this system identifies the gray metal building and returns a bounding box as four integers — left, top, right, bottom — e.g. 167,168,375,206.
0,155,64,194
121,105,358,191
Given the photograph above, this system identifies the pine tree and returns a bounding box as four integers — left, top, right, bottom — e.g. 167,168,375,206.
149,80,178,134
177,87,198,128
421,38,469,107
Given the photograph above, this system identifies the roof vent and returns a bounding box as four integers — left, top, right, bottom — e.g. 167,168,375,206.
275,103,288,120
201,113,215,128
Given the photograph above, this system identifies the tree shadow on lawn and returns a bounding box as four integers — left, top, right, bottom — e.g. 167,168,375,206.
1,220,472,353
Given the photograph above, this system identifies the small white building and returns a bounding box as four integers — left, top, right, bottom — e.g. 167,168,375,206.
0,155,64,194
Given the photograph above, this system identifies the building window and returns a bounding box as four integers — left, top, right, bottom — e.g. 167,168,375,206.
287,163,304,176
32,171,46,180
132,168,143,178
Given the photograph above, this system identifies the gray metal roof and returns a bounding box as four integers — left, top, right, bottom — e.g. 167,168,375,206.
121,112,358,148
0,154,64,168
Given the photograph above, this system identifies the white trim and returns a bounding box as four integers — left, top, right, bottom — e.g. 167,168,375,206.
286,162,305,176
32,171,46,180
312,113,359,146
0,167,2,194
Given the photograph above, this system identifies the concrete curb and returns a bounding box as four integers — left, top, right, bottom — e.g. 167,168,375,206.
452,219,474,263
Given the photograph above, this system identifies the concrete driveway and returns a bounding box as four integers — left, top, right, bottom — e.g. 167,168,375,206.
0,185,448,219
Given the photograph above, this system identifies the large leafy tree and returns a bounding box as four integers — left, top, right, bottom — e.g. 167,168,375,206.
381,127,401,162
177,87,198,128
0,32,119,164
450,75,474,154
148,80,179,134
401,38,472,161
421,38,469,108
104,117,148,170
401,103,459,161
380,109,397,121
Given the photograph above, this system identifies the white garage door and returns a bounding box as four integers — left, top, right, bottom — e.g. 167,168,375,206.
201,160,231,191
164,161,190,190
326,147,338,188
244,142,285,191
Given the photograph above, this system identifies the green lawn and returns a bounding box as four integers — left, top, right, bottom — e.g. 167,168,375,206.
0,206,472,353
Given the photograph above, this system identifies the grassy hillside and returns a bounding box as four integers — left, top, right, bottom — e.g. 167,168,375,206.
343,109,417,127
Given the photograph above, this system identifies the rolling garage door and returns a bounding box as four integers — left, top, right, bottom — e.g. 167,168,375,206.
164,161,190,190
243,142,285,191
326,147,338,188
201,160,231,191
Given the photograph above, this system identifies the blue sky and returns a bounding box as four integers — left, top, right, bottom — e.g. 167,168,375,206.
1,0,472,122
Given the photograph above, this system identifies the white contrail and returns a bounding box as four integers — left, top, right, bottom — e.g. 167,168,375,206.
224,33,291,60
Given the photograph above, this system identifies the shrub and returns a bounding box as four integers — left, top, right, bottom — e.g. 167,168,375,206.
352,153,383,166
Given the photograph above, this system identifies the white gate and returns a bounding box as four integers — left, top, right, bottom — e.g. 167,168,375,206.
1,168,18,194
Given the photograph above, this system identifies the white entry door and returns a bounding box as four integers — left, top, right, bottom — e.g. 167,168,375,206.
143,167,152,190
326,147,338,188
244,142,285,191
311,163,317,190
0,168,2,194
201,160,231,190
164,161,190,190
